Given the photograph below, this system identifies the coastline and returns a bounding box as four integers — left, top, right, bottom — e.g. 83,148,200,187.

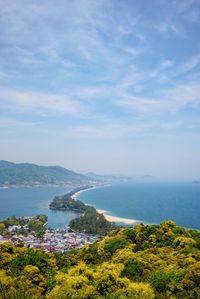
0,184,75,189
70,186,97,200
72,185,141,226
97,209,140,225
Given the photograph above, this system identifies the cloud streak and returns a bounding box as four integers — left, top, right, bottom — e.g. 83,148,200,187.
115,83,200,114
0,89,85,117
0,117,40,127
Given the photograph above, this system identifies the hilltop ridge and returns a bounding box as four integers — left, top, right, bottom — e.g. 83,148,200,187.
0,160,95,187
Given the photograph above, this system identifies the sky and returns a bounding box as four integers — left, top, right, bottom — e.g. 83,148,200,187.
0,0,200,180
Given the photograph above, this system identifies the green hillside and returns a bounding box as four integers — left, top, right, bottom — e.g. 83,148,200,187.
0,161,93,186
0,221,200,298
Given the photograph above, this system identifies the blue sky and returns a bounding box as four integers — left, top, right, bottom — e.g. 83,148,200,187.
0,0,200,179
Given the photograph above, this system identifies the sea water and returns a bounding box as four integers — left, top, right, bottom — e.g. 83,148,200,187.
78,181,200,230
0,182,200,230
0,186,79,228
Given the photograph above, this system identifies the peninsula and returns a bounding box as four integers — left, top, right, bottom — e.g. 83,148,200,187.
49,185,93,212
49,186,116,235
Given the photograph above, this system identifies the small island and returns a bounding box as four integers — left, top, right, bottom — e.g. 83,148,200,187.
49,186,116,235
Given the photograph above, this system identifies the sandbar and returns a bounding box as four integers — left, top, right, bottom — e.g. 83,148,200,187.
71,186,95,200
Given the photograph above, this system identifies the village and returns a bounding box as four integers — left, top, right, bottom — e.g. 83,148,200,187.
0,224,99,253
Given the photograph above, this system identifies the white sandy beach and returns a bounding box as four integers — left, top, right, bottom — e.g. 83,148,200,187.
97,209,139,225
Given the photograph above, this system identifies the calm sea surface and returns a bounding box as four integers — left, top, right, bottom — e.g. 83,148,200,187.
78,182,200,230
0,182,200,230
0,186,79,228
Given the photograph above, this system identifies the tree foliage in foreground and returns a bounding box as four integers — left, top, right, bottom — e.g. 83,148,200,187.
1,220,200,298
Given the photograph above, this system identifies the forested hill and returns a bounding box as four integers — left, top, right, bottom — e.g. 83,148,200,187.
0,221,200,298
0,160,94,186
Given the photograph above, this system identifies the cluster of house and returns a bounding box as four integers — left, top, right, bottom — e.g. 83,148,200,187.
0,227,99,253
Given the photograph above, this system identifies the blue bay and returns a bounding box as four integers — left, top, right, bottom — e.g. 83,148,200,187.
0,182,200,230
0,186,79,228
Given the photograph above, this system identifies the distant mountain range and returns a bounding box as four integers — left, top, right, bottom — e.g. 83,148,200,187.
0,160,95,187
0,161,133,188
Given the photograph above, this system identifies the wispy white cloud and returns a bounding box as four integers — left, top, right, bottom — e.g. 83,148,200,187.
178,54,200,74
153,0,199,37
62,115,200,141
115,83,200,114
0,3,199,123
169,0,200,20
157,22,181,35
165,83,200,110
116,95,167,114
160,59,174,69
0,0,143,67
0,117,40,127
0,89,85,117
63,121,156,140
